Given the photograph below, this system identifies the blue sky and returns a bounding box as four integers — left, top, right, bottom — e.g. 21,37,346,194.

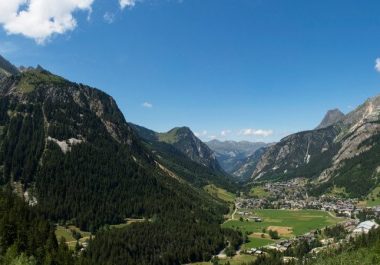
1,0,380,142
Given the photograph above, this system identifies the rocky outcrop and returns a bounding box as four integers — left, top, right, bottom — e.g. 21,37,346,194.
251,94,380,196
316,109,345,129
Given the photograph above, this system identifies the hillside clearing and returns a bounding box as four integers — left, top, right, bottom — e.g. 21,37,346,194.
204,184,236,203
222,209,344,249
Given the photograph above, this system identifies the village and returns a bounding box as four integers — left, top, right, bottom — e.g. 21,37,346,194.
239,178,380,218
229,178,380,262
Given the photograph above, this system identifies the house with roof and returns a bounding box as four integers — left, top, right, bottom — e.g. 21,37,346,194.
353,220,379,235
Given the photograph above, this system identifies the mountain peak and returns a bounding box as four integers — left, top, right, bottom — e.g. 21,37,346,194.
0,54,19,77
316,108,345,129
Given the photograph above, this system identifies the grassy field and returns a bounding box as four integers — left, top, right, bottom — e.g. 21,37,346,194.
55,225,92,249
189,254,256,265
223,209,343,249
328,186,349,197
110,218,146,229
204,184,236,203
249,187,270,198
242,237,275,249
360,186,380,207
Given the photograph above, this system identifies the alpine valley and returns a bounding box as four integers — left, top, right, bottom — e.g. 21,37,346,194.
1,53,380,265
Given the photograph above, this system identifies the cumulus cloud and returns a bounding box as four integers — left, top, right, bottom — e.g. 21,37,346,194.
240,128,273,137
142,102,153,108
194,130,208,137
119,0,137,9
0,0,94,44
375,58,380,73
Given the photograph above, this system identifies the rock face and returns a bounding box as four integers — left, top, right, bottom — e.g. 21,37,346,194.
231,147,268,180
252,95,380,197
130,124,235,189
252,126,340,180
0,55,19,79
206,140,268,174
0,62,231,232
316,109,345,129
132,124,223,172
165,127,223,170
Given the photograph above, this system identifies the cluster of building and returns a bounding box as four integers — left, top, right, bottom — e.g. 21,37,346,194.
242,218,379,260
241,179,380,219
236,179,380,260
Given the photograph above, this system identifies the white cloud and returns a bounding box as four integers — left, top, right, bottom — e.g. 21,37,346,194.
0,0,94,44
142,102,153,108
240,128,273,137
119,0,137,9
103,12,115,24
375,58,380,73
220,130,231,137
194,130,208,137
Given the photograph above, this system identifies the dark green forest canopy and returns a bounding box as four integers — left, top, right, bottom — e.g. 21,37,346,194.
0,70,240,265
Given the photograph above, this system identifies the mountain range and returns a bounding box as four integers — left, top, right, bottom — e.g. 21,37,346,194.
251,100,380,197
1,53,380,265
206,139,270,179
130,123,236,189
0,55,239,265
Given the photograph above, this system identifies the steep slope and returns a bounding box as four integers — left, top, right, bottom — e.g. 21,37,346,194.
206,139,268,173
131,124,236,191
0,64,237,264
231,146,268,180
0,67,229,223
316,108,345,129
133,124,222,170
0,189,74,265
252,95,380,197
0,55,19,79
252,125,341,180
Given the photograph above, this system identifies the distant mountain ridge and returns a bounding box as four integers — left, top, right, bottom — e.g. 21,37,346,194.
251,95,380,197
206,139,269,178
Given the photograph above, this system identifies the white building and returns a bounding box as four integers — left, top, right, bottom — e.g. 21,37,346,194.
353,220,379,235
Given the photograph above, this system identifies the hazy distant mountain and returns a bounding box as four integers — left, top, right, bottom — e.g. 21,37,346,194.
316,108,345,129
231,147,269,180
206,139,269,175
252,95,380,198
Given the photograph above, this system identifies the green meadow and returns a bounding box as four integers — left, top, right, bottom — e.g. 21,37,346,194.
223,209,344,249
204,184,236,203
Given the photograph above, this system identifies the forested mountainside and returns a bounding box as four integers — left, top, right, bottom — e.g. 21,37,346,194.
0,57,240,265
132,124,222,170
252,97,380,197
206,140,268,175
130,123,237,191
0,189,74,265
